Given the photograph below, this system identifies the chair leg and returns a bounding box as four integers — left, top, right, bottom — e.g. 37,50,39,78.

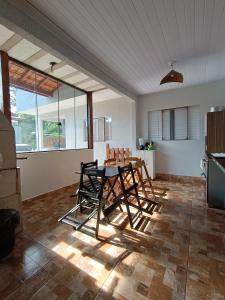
124,198,133,228
118,204,123,212
95,201,102,239
77,195,84,213
135,186,142,215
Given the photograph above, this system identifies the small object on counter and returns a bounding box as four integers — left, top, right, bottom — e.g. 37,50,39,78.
145,142,149,150
138,145,145,150
138,137,145,150
147,141,155,150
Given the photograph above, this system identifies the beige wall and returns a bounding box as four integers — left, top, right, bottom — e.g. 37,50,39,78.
93,97,136,164
17,149,93,200
137,80,225,177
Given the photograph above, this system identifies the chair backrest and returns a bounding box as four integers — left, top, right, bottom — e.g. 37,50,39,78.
79,160,98,187
118,163,137,195
125,157,141,163
79,160,106,198
123,157,143,184
80,160,98,171
104,158,117,166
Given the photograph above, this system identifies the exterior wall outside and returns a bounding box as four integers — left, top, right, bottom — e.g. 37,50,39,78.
17,149,93,200
93,97,136,164
137,80,225,177
38,104,87,150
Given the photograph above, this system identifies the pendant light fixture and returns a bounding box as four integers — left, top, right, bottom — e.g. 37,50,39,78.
160,61,183,85
50,61,57,73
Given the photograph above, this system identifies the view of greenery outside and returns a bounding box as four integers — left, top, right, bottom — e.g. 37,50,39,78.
16,114,36,150
10,86,37,151
43,120,60,137
42,120,66,149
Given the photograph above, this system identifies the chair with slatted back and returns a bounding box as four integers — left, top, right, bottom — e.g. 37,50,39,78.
104,158,123,212
125,157,168,202
118,163,158,228
104,158,117,166
141,160,169,200
59,161,107,239
125,157,149,198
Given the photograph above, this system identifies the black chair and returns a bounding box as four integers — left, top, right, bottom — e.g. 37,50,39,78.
59,161,107,239
118,163,158,228
77,160,99,211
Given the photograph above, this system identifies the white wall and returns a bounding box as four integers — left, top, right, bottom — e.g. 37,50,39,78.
93,97,136,164
17,149,93,200
137,80,225,177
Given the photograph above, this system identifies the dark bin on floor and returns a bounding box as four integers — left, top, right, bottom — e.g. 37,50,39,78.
0,209,20,259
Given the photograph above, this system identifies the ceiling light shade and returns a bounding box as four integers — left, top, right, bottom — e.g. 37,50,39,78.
160,62,183,85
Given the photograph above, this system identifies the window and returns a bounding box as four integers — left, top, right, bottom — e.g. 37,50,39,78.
105,117,112,141
85,117,112,143
148,110,162,141
75,91,88,149
188,106,200,140
174,107,188,140
9,60,88,152
148,106,200,141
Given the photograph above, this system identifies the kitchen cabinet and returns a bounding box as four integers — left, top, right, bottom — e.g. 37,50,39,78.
207,111,225,153
207,155,225,209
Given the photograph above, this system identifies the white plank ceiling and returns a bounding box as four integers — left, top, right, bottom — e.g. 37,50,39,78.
26,0,225,95
0,24,107,93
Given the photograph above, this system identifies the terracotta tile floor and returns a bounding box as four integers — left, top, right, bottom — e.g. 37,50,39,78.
1,181,225,299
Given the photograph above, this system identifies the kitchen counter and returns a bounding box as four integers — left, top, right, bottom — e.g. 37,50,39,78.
207,154,225,209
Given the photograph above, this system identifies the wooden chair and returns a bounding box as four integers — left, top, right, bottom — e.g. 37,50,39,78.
104,158,123,211
141,160,169,201
125,157,168,202
124,157,149,198
104,158,117,166
118,163,158,228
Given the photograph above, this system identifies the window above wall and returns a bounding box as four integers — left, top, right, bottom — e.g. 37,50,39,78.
148,106,200,141
9,59,88,153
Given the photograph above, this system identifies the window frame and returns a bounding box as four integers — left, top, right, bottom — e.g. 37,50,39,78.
9,57,90,153
162,106,188,141
148,105,200,142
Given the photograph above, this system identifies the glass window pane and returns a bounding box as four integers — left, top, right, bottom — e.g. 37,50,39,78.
9,60,88,152
174,107,187,140
36,73,59,151
93,117,105,142
188,106,200,140
162,110,171,140
75,89,88,149
58,83,75,149
105,117,112,141
9,61,38,152
148,110,162,141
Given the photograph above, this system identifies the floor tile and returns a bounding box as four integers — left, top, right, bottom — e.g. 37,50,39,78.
2,180,225,299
